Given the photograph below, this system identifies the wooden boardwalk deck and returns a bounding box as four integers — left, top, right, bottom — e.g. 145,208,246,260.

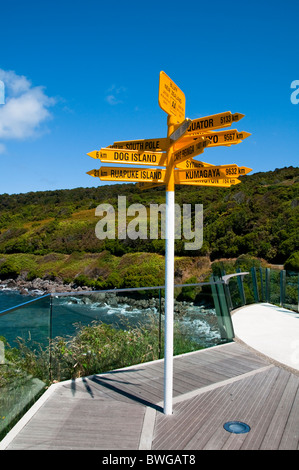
2,341,299,450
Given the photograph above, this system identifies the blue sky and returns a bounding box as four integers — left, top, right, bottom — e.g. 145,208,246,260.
0,0,298,195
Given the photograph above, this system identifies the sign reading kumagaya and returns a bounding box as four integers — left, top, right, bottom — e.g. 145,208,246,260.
88,148,168,167
175,164,252,182
158,71,185,123
87,167,166,183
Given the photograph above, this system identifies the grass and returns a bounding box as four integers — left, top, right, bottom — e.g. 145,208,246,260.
0,317,202,385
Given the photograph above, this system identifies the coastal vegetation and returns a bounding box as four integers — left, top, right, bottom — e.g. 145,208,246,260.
0,166,298,286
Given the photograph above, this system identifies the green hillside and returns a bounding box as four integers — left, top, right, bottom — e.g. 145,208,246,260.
0,166,298,286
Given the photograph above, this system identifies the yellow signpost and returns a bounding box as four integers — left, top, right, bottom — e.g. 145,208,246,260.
176,129,251,149
87,148,168,167
174,164,251,182
175,177,241,187
110,137,170,152
175,158,215,169
185,111,245,136
87,167,166,183
86,71,251,416
172,139,210,165
158,71,186,124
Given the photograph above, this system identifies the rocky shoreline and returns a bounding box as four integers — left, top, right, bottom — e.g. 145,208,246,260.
0,277,91,296
0,277,214,318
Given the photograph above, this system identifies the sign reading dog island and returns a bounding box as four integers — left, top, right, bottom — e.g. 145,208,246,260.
86,71,251,416
87,148,168,167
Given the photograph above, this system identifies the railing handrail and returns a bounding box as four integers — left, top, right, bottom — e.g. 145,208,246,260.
0,293,51,318
0,279,226,317
52,279,225,298
221,272,249,284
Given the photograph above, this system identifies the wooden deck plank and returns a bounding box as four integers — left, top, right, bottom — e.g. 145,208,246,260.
260,372,299,450
279,382,299,450
3,341,299,450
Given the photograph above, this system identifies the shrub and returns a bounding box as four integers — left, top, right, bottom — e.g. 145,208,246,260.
0,260,20,279
285,252,299,272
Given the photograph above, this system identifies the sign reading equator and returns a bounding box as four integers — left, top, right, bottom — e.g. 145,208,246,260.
158,71,185,123
186,111,245,135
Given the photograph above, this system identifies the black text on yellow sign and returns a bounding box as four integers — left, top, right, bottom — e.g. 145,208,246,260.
175,177,241,187
177,130,251,149
175,164,252,182
110,137,170,152
87,167,166,183
158,71,185,124
175,158,214,169
87,148,167,167
172,139,210,165
185,112,245,135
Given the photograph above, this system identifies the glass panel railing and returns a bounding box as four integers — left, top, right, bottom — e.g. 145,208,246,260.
49,287,163,381
269,268,281,306
224,268,299,314
172,283,225,352
284,271,299,312
49,283,229,382
225,275,243,310
0,295,50,440
1,268,298,440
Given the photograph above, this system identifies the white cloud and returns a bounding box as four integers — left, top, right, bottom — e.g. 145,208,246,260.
105,85,127,105
0,69,56,142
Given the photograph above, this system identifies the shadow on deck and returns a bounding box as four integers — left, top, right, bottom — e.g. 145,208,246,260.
1,339,299,450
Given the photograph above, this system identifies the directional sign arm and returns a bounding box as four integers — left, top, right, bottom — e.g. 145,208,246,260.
172,139,210,166
185,112,245,136
87,148,168,167
175,164,252,182
176,178,241,187
178,130,251,148
87,167,166,183
110,137,170,152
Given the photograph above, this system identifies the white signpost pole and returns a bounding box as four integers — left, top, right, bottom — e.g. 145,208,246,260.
163,115,176,415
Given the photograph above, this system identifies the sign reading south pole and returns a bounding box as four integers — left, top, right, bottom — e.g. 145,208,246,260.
110,137,170,152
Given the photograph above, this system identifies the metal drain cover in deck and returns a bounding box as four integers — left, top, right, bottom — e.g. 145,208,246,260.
223,421,251,434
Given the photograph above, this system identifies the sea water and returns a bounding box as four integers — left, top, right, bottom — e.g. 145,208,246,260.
0,288,221,349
